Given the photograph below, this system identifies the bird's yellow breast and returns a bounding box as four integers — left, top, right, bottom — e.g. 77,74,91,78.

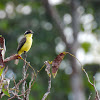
18,34,33,55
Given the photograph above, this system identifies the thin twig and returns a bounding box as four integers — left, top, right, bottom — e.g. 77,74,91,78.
16,74,29,89
0,37,6,60
10,74,29,94
21,57,36,77
13,77,18,94
17,74,36,98
42,76,51,100
42,61,51,100
88,93,92,100
3,66,8,78
82,68,100,100
8,95,16,100
93,77,100,100
24,72,37,95
22,53,27,100
65,52,100,100
8,94,22,100
26,73,34,100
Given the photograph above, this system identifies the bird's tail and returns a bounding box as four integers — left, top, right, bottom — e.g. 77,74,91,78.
14,59,19,65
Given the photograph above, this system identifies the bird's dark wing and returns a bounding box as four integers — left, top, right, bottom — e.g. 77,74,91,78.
17,37,26,53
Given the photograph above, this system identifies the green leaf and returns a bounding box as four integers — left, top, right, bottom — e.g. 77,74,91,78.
2,84,10,97
81,42,91,53
0,67,4,76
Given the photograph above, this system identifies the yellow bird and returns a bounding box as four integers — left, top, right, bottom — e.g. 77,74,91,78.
17,30,33,55
15,30,33,64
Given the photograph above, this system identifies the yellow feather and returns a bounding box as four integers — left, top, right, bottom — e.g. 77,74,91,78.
18,34,33,55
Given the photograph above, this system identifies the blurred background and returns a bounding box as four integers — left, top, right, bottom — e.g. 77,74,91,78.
1,0,100,100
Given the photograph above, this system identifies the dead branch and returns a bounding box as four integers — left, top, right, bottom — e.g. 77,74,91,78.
42,61,51,100
4,54,21,63
42,76,51,100
44,61,51,76
22,63,26,99
3,66,8,78
9,74,29,100
88,93,92,100
8,93,22,100
26,73,34,100
0,37,6,60
15,74,29,89
82,68,100,100
22,53,27,100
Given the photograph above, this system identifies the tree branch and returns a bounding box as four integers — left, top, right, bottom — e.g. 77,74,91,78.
42,61,51,100
82,67,100,100
42,76,51,100
4,54,21,63
26,73,34,100
22,54,27,100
